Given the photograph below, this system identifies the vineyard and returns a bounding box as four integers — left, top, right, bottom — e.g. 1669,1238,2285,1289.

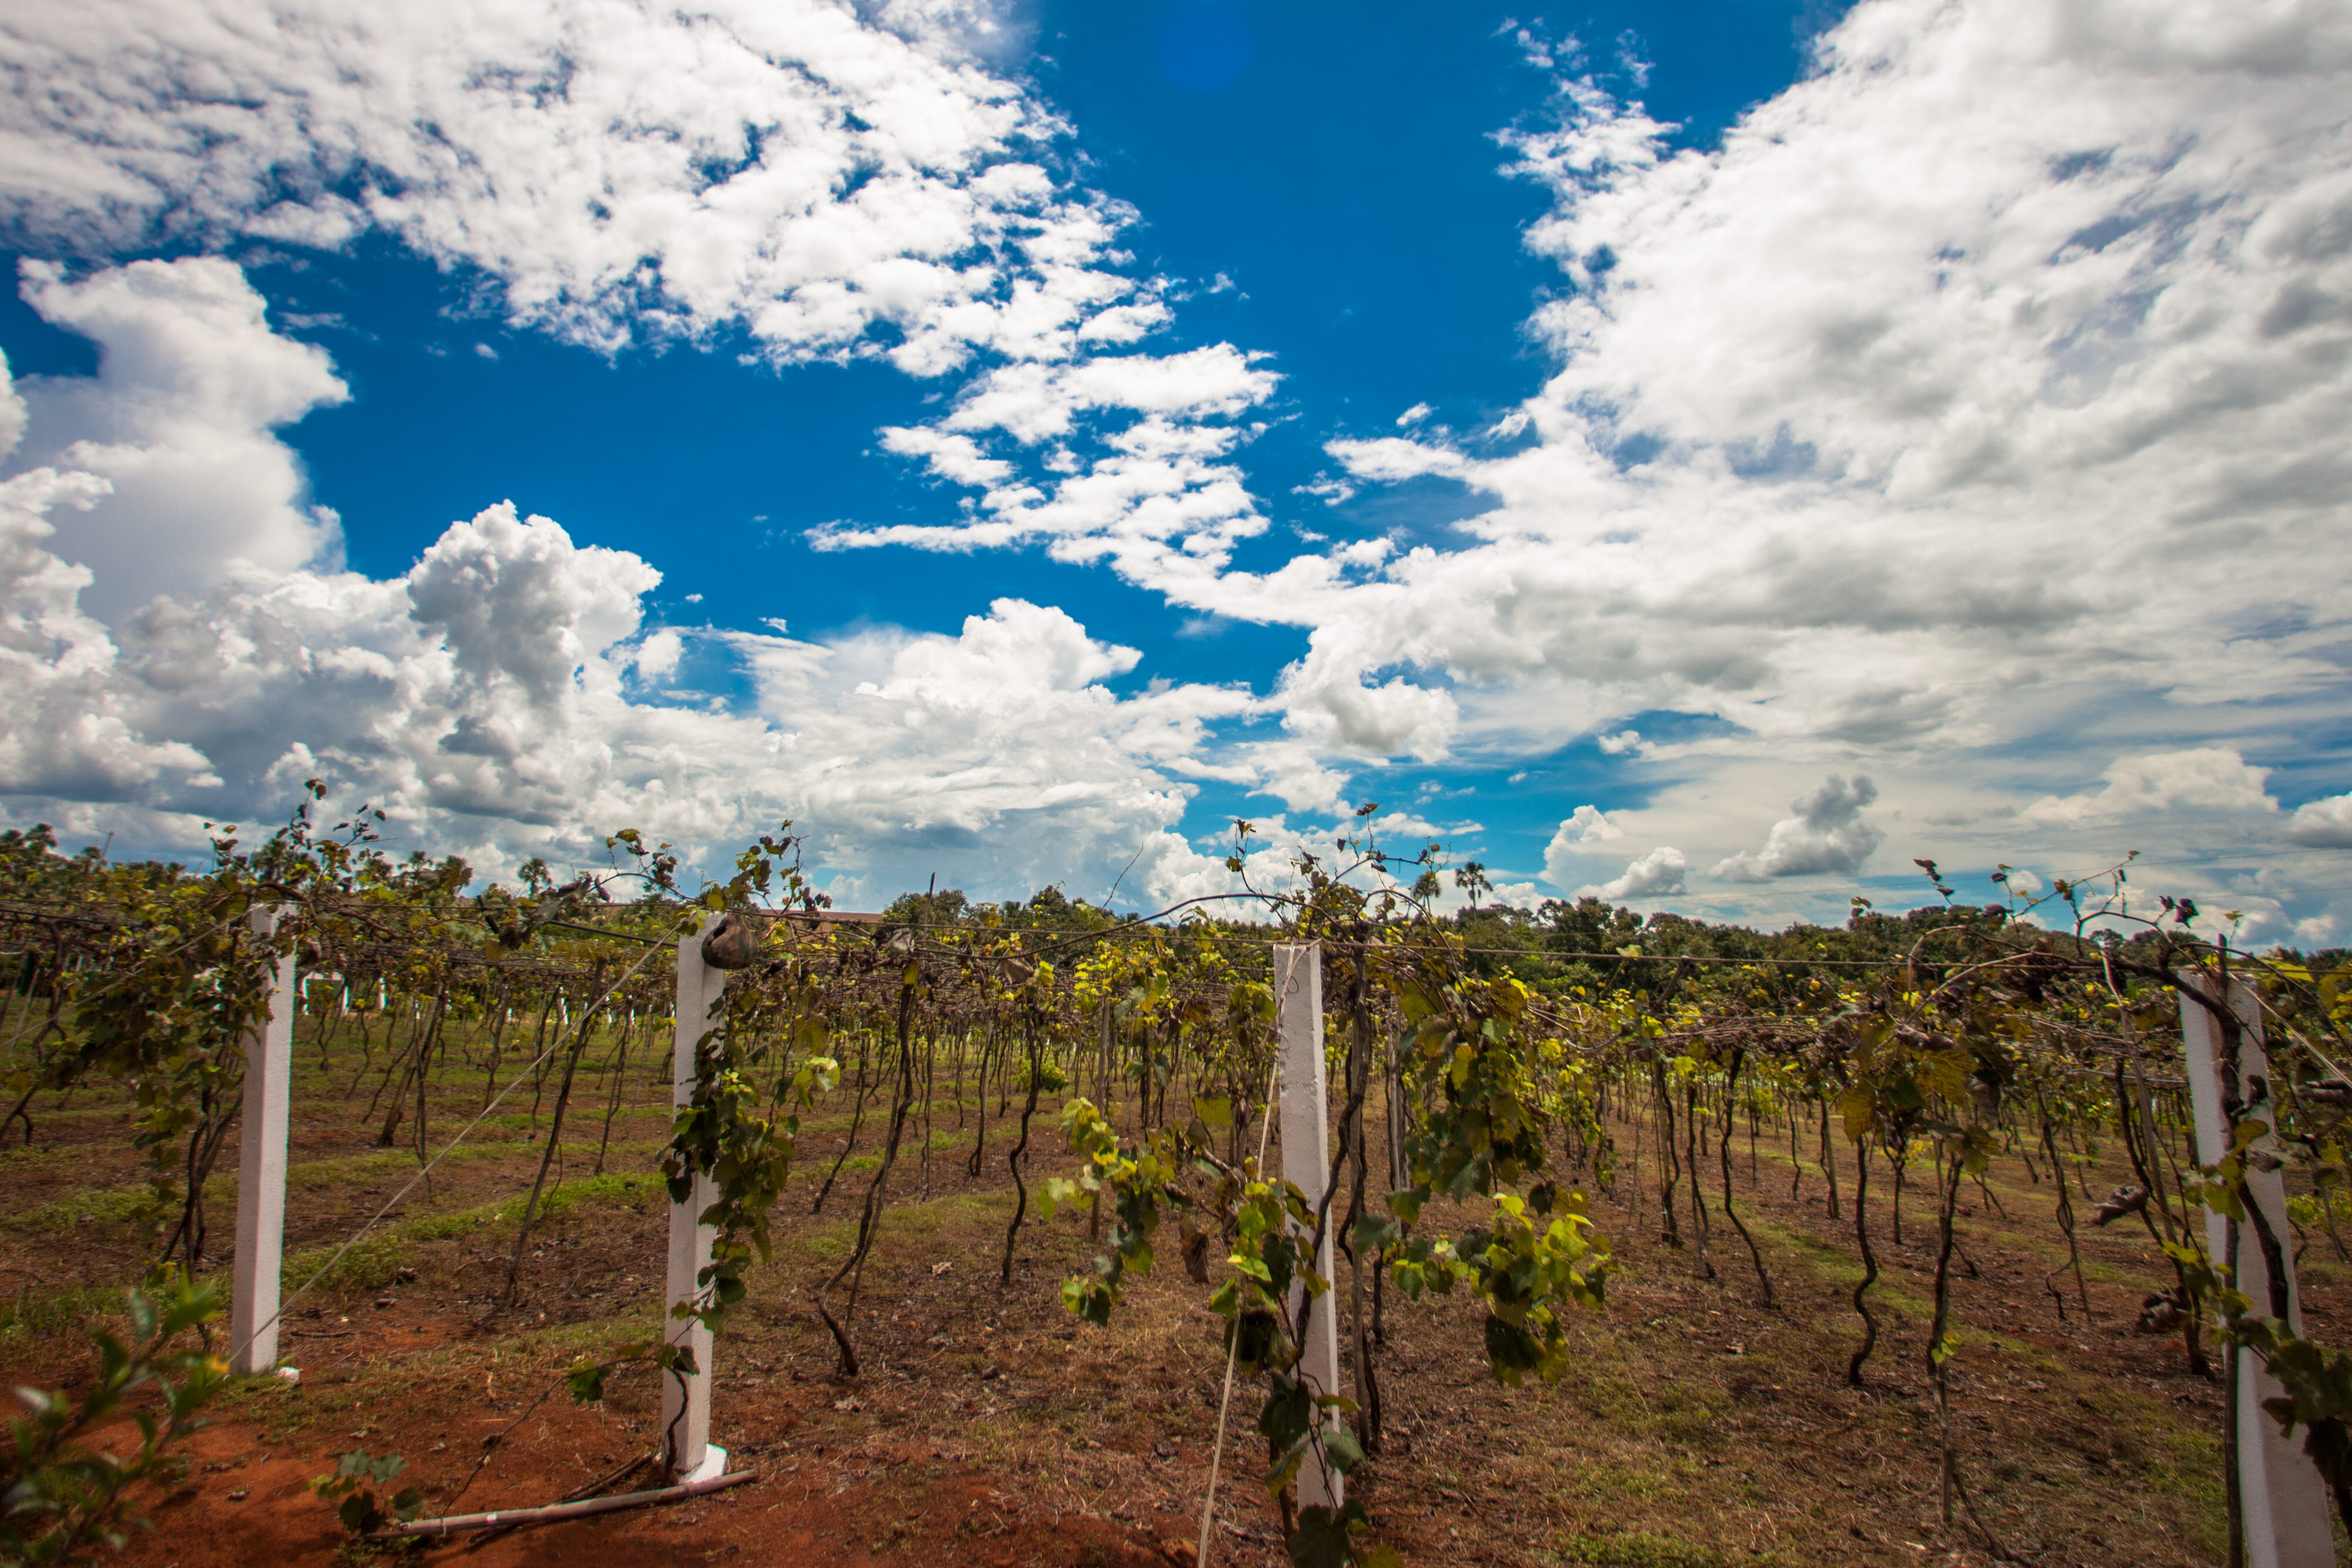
1,798,2350,1568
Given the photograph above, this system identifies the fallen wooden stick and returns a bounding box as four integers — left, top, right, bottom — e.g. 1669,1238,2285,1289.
371,1467,756,1539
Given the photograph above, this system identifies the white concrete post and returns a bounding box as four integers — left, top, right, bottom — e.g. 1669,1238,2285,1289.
1274,943,1343,1512
230,905,296,1376
663,917,727,1483
2180,971,2334,1568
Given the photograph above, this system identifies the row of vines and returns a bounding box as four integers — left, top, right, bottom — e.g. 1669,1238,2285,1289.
2,794,2350,1566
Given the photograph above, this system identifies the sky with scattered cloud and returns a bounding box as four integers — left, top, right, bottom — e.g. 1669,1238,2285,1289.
2,0,2350,939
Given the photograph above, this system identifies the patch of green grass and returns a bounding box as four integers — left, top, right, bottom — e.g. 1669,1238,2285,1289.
1557,1530,1757,1567
1758,1216,1933,1320
2064,1379,2230,1558
8,1102,137,1129
1555,1453,1702,1507
835,1128,970,1172
403,1169,663,1241
11,1138,663,1242
279,1228,410,1298
287,1152,425,1190
789,1220,858,1263
19,1182,159,1235
285,1142,554,1191
278,1169,667,1297
531,1308,667,1354
760,1188,1014,1271
0,1281,130,1348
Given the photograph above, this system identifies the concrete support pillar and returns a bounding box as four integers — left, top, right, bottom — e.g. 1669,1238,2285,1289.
2180,970,2333,1568
1274,942,1342,1512
230,906,296,1376
663,917,727,1482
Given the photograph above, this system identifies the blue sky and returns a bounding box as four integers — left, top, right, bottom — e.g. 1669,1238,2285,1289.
3,0,2351,937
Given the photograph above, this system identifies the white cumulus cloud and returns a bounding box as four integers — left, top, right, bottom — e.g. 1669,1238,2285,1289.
1323,436,1468,483
632,628,684,684
1580,845,1686,902
2288,793,2352,849
1713,774,1883,882
1541,804,1622,888
0,263,1260,903
2023,748,2278,825
0,0,1117,369
10,258,348,616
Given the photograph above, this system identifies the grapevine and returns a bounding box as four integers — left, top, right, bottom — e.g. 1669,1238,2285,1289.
1,804,2349,1565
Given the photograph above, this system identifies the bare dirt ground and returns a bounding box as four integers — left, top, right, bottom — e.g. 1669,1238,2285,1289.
4,1045,2344,1568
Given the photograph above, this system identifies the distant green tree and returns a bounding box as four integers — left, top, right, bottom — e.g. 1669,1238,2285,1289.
879,887,970,927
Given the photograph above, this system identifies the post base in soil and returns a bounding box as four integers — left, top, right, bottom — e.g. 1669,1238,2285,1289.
676,1444,727,1485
